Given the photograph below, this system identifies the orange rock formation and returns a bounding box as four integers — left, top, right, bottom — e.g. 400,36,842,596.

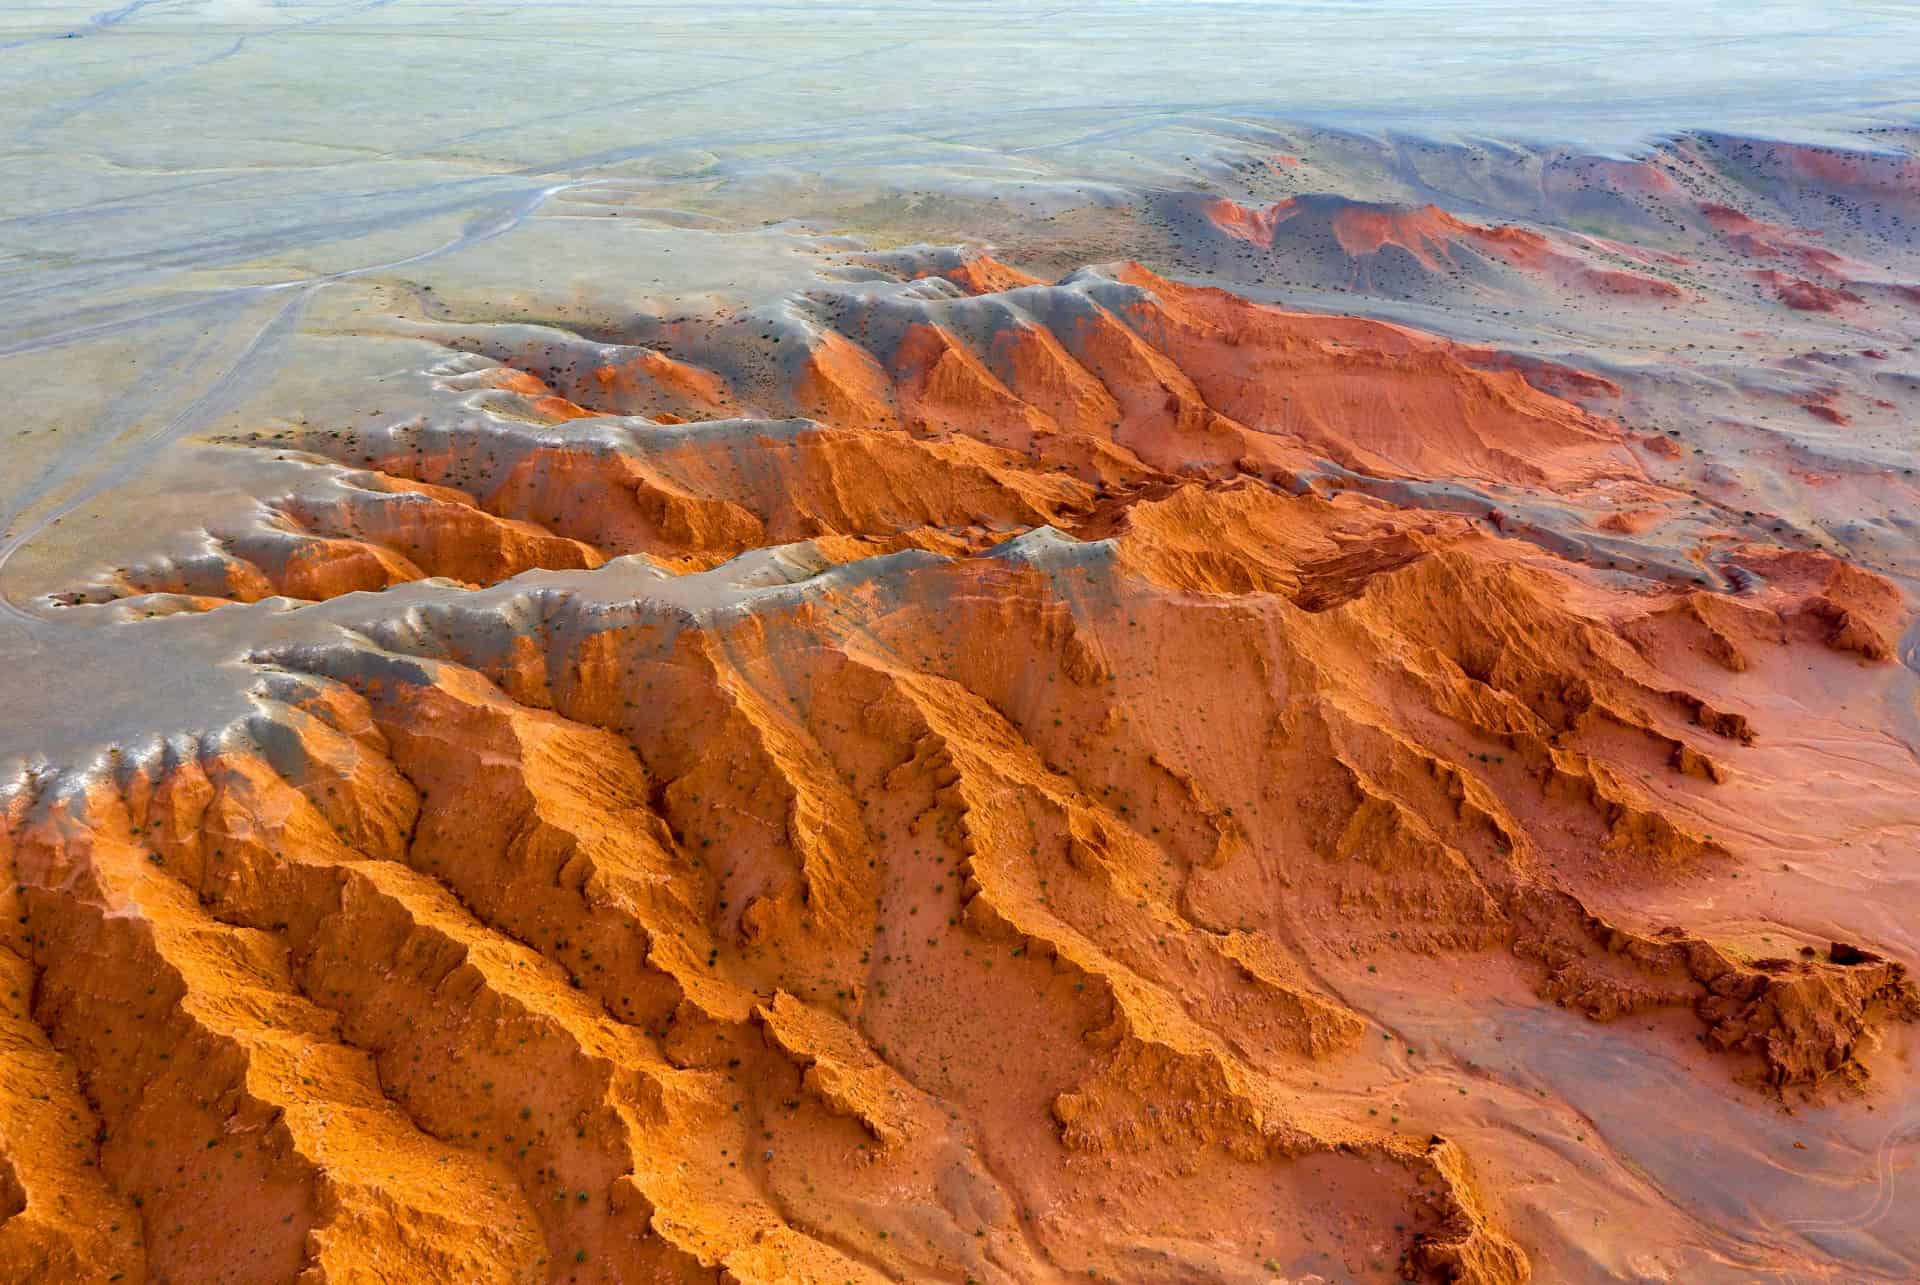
7,255,1916,1284
1200,197,1684,299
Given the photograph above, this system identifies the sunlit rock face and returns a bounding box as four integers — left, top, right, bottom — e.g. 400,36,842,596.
4,4,1920,1283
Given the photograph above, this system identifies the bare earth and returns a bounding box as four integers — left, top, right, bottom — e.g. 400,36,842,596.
3,5,1920,1284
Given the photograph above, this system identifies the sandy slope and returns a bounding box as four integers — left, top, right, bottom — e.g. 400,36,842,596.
4,229,1919,1281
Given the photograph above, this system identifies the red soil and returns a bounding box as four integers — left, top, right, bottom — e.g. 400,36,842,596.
1206,198,1683,298
10,257,1917,1285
